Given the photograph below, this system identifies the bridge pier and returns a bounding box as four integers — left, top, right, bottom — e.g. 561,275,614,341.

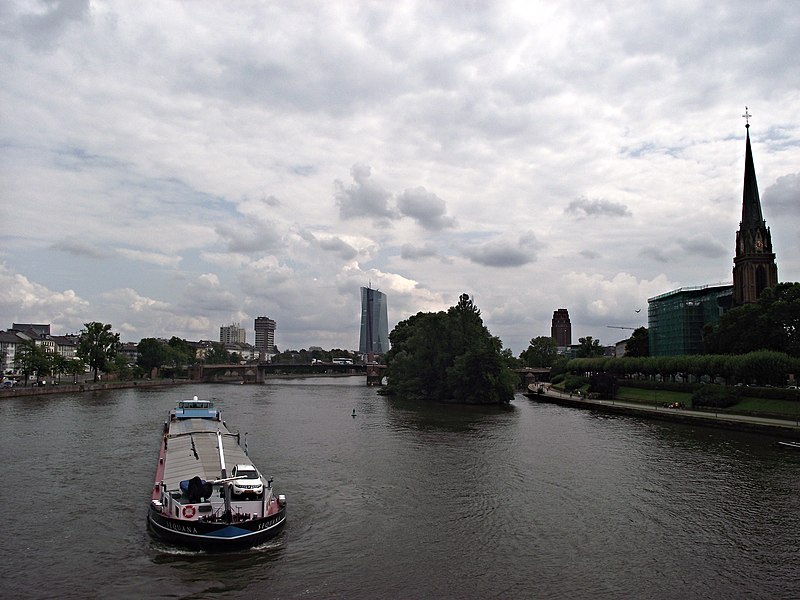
366,364,386,387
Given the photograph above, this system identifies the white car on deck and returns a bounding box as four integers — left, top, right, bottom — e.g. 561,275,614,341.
230,464,264,498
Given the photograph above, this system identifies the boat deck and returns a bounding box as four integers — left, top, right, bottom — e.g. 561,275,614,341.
162,417,255,492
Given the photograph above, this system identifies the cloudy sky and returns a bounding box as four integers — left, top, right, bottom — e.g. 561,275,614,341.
1,0,799,354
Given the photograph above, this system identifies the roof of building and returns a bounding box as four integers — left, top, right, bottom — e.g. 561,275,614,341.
741,124,764,228
648,283,733,303
0,331,24,343
11,323,51,336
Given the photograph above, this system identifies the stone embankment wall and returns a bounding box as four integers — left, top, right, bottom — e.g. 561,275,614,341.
0,379,189,398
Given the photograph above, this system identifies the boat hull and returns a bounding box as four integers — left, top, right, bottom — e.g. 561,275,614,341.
148,503,286,551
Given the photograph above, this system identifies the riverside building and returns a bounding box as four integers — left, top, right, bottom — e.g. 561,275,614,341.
219,323,246,345
254,317,276,358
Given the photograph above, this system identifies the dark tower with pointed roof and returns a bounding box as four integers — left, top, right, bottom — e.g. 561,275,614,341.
732,114,778,305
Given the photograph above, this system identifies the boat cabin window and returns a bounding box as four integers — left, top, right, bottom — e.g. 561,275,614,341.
178,400,213,409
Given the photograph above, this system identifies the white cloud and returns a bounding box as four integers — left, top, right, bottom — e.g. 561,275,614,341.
115,248,183,268
51,238,111,259
764,172,800,215
396,187,456,231
566,198,632,218
0,262,89,332
401,242,440,261
1,1,798,354
215,215,285,254
462,232,541,268
335,164,396,223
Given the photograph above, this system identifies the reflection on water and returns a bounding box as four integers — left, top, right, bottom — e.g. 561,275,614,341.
1,381,799,599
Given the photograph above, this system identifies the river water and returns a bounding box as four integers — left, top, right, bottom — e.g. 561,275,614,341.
1,377,798,599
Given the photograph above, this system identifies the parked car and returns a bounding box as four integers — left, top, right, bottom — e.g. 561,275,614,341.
230,464,264,498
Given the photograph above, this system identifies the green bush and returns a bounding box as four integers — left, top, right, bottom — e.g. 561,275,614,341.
563,374,588,392
621,379,701,393
691,384,742,409
588,372,618,399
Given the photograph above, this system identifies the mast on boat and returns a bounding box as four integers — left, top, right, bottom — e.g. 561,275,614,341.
217,430,233,522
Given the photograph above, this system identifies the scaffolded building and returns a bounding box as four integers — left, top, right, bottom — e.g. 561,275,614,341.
647,285,732,356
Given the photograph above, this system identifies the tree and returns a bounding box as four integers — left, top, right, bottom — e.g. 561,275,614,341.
385,311,451,400
625,327,649,357
549,355,570,379
500,347,521,369
576,336,604,358
738,350,794,386
520,336,558,367
588,372,618,399
137,338,168,373
448,293,485,350
14,340,50,385
37,349,55,382
446,336,518,404
384,293,516,404
109,353,133,380
167,337,196,366
204,342,230,364
67,358,86,383
51,354,69,384
77,322,120,382
705,282,800,357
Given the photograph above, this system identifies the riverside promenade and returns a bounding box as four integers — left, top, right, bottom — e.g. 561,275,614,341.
531,385,800,440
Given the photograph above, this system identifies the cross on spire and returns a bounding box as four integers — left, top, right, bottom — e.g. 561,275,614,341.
742,106,752,128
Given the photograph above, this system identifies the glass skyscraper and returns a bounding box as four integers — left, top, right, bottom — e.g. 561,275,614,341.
359,287,389,357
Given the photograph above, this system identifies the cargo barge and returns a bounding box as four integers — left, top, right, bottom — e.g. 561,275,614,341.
148,396,286,551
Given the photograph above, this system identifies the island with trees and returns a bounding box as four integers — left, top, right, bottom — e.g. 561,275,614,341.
382,294,517,405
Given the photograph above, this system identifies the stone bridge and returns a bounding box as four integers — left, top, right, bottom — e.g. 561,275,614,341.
514,367,552,387
188,362,386,385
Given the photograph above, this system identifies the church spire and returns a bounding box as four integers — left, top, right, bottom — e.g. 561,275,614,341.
732,108,778,306
740,108,764,227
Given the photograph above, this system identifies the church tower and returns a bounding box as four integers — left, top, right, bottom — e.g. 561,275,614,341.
732,110,778,305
